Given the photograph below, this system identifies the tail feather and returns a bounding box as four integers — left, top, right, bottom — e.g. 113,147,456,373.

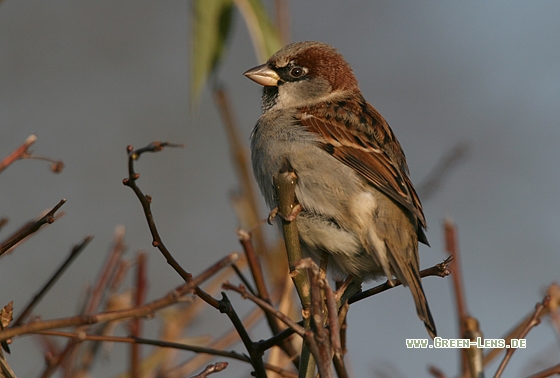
386,243,437,338
407,266,437,338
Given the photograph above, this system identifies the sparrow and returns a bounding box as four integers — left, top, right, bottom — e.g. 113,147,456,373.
244,41,436,338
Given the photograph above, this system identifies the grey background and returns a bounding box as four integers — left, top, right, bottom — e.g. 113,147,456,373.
1,1,559,377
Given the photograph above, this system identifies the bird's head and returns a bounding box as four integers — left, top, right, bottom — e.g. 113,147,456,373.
244,41,360,111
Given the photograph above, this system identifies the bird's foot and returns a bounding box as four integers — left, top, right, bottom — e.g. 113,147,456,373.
335,276,355,302
267,207,279,225
268,204,302,224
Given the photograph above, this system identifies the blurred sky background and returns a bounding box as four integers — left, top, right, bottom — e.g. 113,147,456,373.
1,1,560,377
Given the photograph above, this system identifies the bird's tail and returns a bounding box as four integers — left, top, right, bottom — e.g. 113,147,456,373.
407,264,437,339
386,244,437,339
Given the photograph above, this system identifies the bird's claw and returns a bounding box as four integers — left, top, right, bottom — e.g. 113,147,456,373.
268,204,302,224
335,276,355,302
267,207,279,225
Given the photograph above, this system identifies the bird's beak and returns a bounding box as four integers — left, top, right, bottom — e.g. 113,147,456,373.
243,63,280,87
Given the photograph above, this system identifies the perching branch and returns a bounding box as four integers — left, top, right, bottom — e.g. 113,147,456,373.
273,162,315,377
348,257,452,304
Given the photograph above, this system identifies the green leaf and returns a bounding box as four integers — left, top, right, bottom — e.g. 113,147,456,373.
235,0,283,63
190,0,235,105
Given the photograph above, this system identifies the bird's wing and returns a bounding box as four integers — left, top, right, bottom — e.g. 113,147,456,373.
299,99,428,235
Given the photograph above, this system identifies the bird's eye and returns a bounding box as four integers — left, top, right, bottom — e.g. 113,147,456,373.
290,66,304,78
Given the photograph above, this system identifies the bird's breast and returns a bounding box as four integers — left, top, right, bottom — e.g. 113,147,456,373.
250,112,365,221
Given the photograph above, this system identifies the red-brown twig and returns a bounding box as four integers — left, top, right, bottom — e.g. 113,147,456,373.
274,0,290,45
0,252,238,343
0,218,8,232
0,134,36,173
130,252,147,378
224,281,327,377
213,86,266,255
526,363,560,378
444,219,470,375
0,135,64,174
238,229,299,363
482,304,552,367
428,365,448,378
223,282,305,337
0,199,66,256
191,362,229,378
494,296,550,378
13,236,93,326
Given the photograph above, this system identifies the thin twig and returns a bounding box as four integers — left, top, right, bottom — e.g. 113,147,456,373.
50,227,126,378
218,292,267,378
428,365,448,378
35,331,298,378
0,134,37,173
213,86,266,255
0,252,238,342
223,282,305,337
417,141,469,201
231,263,257,296
494,296,550,378
482,283,557,368
526,363,560,378
13,236,93,326
175,306,265,376
130,252,148,378
0,219,8,232
444,219,470,375
191,362,229,378
257,323,300,353
274,0,290,45
0,199,66,256
238,229,299,364
123,142,220,309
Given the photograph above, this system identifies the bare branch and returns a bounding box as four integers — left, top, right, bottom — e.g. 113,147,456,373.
526,363,560,378
0,252,238,342
217,292,267,377
13,236,92,326
123,142,220,309
0,199,66,256
35,331,298,378
191,362,229,378
0,134,37,173
417,141,469,201
494,296,550,378
223,282,305,337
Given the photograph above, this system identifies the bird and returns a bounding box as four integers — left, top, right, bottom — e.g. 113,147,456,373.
244,41,436,338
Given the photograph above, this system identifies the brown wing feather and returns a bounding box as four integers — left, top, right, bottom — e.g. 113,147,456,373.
299,99,427,233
